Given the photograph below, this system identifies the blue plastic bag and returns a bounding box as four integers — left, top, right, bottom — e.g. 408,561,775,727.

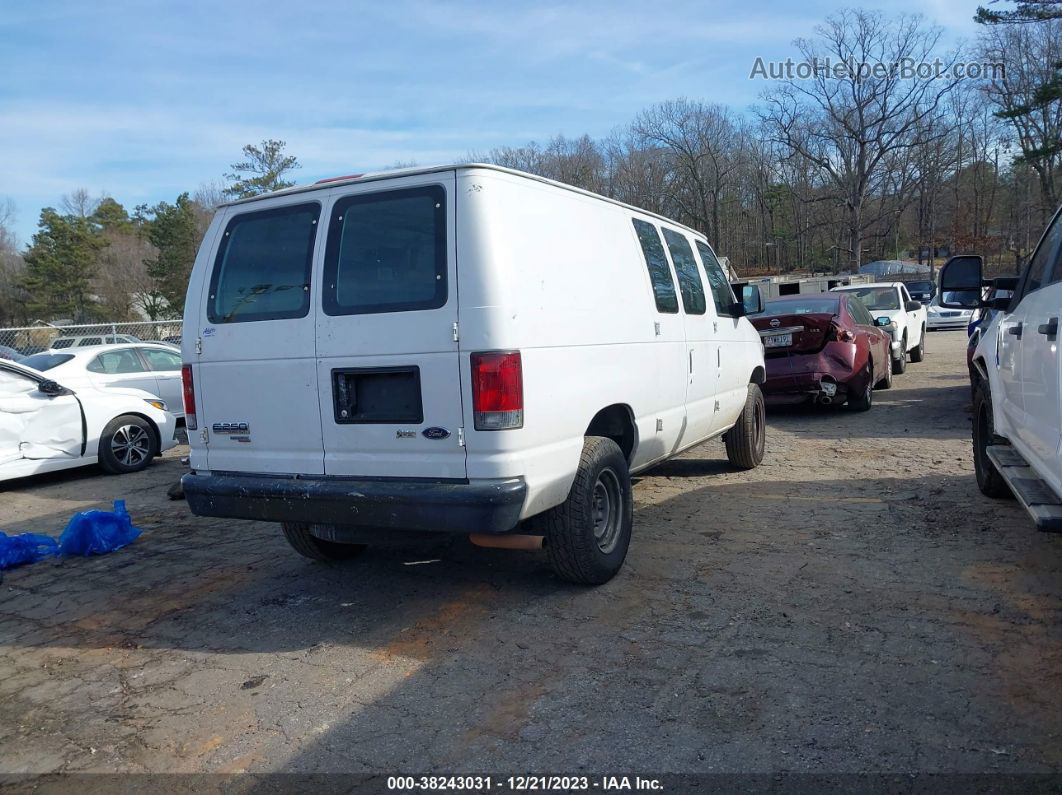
0,532,59,569
58,499,142,557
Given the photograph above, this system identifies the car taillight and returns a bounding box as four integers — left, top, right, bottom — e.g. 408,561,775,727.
827,323,855,343
181,364,198,430
471,351,523,430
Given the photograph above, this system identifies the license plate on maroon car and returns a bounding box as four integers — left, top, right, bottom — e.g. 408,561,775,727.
764,333,792,348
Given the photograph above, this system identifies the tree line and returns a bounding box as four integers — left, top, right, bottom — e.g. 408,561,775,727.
0,140,300,325
0,2,1058,326
477,5,1060,278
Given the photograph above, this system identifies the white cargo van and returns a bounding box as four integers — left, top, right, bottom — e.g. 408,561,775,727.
181,164,767,583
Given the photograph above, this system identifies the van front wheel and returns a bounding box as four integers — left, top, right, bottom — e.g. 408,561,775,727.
281,522,367,562
725,384,766,469
535,436,632,585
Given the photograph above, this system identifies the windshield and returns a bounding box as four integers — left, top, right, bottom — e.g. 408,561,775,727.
757,298,839,317
18,353,74,371
842,287,900,311
906,281,933,292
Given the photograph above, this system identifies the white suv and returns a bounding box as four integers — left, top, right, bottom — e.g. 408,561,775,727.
942,205,1062,530
179,164,768,583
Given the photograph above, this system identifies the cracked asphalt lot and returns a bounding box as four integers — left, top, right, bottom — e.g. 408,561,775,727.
1,331,1060,775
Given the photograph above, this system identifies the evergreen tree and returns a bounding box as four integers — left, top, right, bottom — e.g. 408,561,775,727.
142,193,201,316
224,139,301,198
21,208,106,322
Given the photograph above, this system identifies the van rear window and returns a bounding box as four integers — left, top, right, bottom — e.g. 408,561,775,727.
208,202,320,324
323,186,446,316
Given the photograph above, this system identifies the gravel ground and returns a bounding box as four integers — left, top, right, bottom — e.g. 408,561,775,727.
1,330,1060,777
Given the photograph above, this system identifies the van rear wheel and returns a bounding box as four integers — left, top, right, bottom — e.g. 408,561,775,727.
534,436,632,585
281,522,368,562
725,384,766,469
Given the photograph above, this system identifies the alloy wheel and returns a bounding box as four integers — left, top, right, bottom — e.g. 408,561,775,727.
111,425,151,467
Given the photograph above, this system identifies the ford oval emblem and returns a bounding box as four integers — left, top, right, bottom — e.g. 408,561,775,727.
770,318,781,327
422,427,451,440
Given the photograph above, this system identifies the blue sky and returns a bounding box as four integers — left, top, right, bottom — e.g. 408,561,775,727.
1,0,980,245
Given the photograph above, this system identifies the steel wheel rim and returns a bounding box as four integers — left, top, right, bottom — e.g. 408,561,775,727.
111,425,150,466
591,467,623,554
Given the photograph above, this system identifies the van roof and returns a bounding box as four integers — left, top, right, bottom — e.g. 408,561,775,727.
221,163,709,242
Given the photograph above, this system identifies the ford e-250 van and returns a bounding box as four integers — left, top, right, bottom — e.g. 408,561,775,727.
181,164,767,584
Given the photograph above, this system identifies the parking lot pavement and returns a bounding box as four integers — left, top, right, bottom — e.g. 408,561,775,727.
1,329,1060,776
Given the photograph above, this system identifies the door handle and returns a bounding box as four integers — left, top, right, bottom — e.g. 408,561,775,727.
1038,317,1058,340
1008,323,1023,339
689,349,694,373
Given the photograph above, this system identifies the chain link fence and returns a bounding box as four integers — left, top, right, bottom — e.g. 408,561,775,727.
0,321,184,359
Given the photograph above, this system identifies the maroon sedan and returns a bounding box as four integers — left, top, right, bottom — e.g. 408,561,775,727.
751,293,893,411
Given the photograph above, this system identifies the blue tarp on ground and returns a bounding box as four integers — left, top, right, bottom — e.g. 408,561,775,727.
0,500,141,570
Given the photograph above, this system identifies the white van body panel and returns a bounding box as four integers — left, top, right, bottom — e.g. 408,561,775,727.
189,195,326,476
182,164,765,528
455,168,690,515
314,173,466,479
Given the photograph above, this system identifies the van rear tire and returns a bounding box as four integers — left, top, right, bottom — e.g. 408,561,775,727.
533,436,632,585
725,384,766,469
281,522,368,562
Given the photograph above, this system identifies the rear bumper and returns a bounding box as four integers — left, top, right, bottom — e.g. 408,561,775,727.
182,472,527,534
762,343,859,400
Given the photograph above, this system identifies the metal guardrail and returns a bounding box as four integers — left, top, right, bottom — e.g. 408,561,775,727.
0,321,184,358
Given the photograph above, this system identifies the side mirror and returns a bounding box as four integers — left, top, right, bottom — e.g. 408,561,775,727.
38,379,69,397
939,255,985,309
735,284,763,316
874,317,892,327
905,300,922,312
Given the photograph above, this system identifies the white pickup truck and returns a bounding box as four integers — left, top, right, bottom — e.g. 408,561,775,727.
831,282,928,374
941,205,1062,530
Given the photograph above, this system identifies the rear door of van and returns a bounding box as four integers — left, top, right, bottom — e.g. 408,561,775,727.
194,197,326,475
314,172,466,479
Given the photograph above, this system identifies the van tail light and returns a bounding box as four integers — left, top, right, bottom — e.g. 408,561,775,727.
471,351,523,430
181,364,198,430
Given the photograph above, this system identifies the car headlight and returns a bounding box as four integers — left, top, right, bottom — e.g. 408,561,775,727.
144,399,167,411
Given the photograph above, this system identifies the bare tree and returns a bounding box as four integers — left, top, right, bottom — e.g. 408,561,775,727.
60,188,100,218
633,100,742,247
0,198,28,325
759,10,960,269
979,19,1062,219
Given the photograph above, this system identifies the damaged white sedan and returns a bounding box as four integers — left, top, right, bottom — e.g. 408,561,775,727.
1,359,178,483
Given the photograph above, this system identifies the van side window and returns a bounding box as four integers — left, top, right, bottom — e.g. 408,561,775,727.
696,240,738,317
632,219,679,314
208,202,320,324
662,229,706,315
323,186,446,316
